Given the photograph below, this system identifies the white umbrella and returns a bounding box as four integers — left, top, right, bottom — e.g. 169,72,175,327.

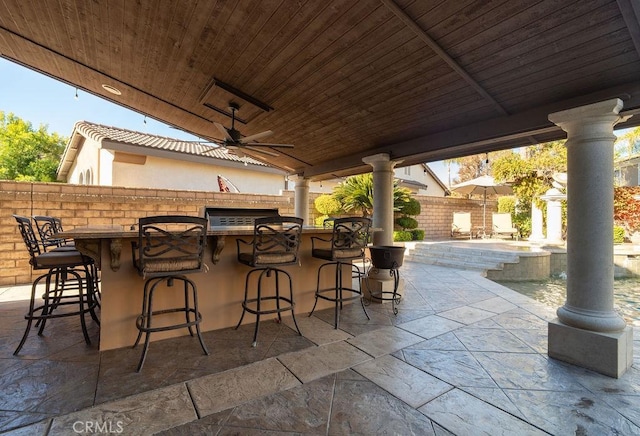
450,175,513,235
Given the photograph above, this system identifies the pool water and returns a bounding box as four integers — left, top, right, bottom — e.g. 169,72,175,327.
495,277,640,327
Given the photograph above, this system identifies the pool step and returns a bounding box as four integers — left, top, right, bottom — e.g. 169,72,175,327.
404,242,521,272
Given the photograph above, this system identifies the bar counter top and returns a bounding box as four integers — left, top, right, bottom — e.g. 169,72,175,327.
59,224,333,239
58,225,334,272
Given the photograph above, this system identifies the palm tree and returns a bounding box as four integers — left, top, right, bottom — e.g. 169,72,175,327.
332,173,411,217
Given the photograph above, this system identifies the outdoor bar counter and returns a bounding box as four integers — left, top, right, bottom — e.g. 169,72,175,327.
59,225,340,351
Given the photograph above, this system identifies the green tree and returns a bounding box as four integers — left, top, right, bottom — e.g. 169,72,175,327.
331,173,411,217
450,149,515,185
615,126,640,158
492,141,566,209
0,111,66,182
491,141,567,237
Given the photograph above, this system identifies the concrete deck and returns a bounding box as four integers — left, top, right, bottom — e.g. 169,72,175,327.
1,261,639,435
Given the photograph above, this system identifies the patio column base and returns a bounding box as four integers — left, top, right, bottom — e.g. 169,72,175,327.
548,318,633,378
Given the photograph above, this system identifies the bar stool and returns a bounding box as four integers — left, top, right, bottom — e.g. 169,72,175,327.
12,215,99,355
235,216,304,347
309,217,372,329
33,215,101,306
33,215,75,251
131,215,209,372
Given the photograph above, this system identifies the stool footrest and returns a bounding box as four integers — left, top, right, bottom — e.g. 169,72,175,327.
241,296,294,315
314,287,363,302
135,308,202,333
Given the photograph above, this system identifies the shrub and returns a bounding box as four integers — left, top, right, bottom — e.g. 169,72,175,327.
614,186,640,236
314,194,341,216
315,215,328,227
393,230,413,242
395,216,418,230
399,198,421,216
497,196,516,214
514,213,531,239
614,226,626,244
411,229,425,240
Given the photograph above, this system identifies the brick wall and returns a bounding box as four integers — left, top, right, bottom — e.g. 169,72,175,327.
1,181,488,286
414,194,496,239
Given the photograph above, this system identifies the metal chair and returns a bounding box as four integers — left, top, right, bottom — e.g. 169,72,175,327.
12,215,100,355
33,215,101,306
33,215,75,251
235,216,304,347
131,215,209,372
309,217,371,329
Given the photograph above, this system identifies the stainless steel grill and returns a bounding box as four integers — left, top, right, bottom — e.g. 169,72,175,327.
201,207,280,228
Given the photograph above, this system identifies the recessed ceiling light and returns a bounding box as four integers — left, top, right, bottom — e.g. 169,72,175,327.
101,84,122,95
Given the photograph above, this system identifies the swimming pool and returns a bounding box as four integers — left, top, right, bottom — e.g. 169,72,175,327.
495,277,640,327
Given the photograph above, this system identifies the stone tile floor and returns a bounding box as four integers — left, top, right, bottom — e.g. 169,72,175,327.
0,262,639,435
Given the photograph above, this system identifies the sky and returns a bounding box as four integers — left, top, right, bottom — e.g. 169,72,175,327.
0,57,454,184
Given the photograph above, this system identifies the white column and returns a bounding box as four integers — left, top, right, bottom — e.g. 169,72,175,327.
547,98,633,378
292,176,310,224
362,153,399,246
529,201,545,242
540,188,565,244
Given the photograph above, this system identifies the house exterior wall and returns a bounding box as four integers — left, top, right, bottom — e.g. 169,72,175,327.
396,165,447,196
66,139,101,185
61,137,286,194
616,164,639,186
111,154,286,194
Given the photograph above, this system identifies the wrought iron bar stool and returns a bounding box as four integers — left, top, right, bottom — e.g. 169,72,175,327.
33,215,76,251
12,215,100,355
131,215,209,372
33,215,101,306
235,216,304,347
309,217,372,329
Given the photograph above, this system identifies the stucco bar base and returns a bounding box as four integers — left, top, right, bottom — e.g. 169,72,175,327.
548,319,634,378
97,232,337,351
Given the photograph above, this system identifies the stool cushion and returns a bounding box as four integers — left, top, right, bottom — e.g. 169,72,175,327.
312,248,363,261
238,252,296,266
139,257,201,274
34,250,86,268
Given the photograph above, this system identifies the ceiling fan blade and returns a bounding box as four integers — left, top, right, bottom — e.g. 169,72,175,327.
214,122,233,141
244,142,294,148
239,130,273,143
244,146,280,157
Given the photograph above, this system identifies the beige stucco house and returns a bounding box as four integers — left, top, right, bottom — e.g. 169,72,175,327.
57,121,288,194
615,154,640,186
57,121,448,196
395,163,450,196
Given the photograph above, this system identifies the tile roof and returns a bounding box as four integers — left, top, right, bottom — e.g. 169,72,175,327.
73,121,268,166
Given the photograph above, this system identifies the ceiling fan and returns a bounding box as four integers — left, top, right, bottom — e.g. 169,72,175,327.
200,102,293,157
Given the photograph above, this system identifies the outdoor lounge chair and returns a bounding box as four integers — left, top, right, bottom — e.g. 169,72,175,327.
451,212,472,239
491,212,519,240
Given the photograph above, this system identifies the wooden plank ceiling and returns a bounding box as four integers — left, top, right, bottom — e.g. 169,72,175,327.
1,0,640,180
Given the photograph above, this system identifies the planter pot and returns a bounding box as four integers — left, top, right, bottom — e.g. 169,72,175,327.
369,245,405,269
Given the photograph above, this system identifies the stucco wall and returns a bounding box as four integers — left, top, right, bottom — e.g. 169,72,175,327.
1,181,486,286
67,140,101,185
112,154,286,194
